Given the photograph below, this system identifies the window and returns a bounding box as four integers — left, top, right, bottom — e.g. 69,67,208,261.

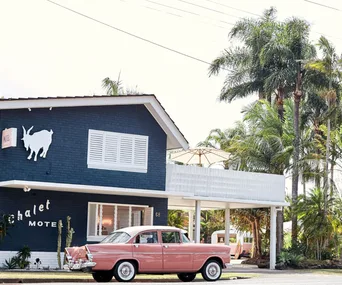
87,130,149,173
87,202,152,241
162,231,180,243
243,237,253,243
100,232,131,244
135,231,158,244
181,232,190,243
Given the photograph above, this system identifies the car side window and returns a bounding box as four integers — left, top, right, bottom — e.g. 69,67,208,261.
162,231,180,243
135,231,158,244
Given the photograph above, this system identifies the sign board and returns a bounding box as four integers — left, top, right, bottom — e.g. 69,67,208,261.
2,128,17,149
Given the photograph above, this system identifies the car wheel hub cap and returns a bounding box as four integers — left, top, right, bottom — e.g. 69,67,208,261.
207,263,220,279
119,263,134,279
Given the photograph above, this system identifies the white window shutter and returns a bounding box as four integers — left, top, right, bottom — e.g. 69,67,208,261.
104,133,119,164
119,135,134,165
88,131,104,164
88,130,148,173
134,137,148,168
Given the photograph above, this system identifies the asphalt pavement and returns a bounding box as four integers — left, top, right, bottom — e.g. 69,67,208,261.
3,273,342,285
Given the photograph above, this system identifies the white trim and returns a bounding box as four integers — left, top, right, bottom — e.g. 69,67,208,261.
99,204,103,236
0,180,189,198
89,202,149,208
88,164,147,173
128,207,132,227
0,96,189,150
95,204,99,236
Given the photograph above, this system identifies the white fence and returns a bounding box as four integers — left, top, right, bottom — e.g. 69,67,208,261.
166,164,285,203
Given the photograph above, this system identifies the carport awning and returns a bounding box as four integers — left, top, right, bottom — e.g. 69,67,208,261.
0,180,289,209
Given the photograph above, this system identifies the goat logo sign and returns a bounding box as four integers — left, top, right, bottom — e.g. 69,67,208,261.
21,126,53,161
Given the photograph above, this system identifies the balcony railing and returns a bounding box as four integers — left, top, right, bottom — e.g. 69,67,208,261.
166,164,285,203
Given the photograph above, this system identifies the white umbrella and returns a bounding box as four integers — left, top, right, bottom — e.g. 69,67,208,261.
169,147,230,165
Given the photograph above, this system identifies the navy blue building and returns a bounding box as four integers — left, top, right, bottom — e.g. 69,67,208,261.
0,95,188,267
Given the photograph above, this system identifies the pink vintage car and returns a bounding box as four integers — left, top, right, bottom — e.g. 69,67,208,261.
64,226,231,282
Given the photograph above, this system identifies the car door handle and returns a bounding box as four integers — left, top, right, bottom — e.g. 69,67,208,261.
163,245,168,248
134,244,139,248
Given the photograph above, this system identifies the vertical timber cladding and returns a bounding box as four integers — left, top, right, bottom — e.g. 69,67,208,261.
0,188,168,251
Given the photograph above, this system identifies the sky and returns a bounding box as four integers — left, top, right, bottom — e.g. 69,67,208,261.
1,0,342,147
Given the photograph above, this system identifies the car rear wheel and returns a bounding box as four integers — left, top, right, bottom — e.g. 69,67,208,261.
92,271,113,282
114,261,136,282
177,273,196,282
201,260,222,282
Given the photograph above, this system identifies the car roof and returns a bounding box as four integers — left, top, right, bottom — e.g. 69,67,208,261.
112,226,185,236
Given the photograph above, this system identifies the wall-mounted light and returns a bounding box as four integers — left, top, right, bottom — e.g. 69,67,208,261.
23,185,31,192
28,108,31,112
49,107,52,111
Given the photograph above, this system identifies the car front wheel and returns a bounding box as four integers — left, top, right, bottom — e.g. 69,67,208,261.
177,273,196,282
114,261,136,282
92,271,113,282
201,260,222,282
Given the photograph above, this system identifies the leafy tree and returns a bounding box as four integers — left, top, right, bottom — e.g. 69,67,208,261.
167,210,187,229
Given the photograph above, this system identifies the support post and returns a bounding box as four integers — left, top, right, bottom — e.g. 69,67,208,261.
224,207,230,245
270,206,277,270
188,210,194,241
195,201,201,243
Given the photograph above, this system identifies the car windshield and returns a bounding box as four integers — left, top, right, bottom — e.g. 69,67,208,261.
100,231,131,244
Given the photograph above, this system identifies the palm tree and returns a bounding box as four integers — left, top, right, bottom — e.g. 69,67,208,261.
307,36,342,214
102,73,123,96
209,8,278,102
262,17,316,246
297,188,341,259
197,124,247,170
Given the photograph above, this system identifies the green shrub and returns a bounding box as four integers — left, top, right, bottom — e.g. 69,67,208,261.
277,250,304,267
2,257,19,269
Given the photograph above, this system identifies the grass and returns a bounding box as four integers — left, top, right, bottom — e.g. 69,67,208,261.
0,271,257,280
299,269,342,275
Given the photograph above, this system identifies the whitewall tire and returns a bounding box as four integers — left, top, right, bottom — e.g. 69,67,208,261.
114,261,136,282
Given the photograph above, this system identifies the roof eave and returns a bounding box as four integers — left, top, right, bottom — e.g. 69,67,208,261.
0,95,189,150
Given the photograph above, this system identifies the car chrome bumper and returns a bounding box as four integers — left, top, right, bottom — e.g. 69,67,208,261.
64,261,96,271
64,255,96,271
225,263,232,269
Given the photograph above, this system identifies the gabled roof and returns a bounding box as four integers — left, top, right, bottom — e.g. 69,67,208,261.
0,94,189,150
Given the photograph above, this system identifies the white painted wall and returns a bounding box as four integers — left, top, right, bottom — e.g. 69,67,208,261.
166,164,285,203
0,251,59,269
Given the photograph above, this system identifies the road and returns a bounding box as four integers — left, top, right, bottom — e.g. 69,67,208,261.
6,273,342,285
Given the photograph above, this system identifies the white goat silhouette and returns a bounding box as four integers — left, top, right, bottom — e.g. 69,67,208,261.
21,126,53,161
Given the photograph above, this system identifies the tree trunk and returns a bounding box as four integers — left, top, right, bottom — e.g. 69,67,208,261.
251,222,257,258
277,87,285,121
324,116,330,218
254,219,262,258
276,210,284,256
330,159,335,197
292,63,303,248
